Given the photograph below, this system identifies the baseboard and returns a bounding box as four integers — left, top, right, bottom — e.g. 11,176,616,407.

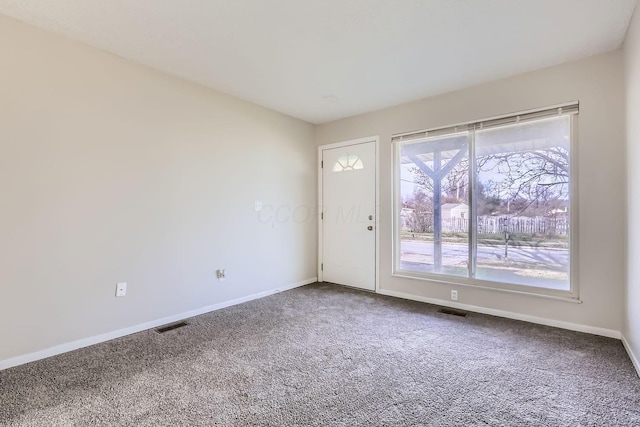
377,289,621,339
0,277,317,371
622,333,640,378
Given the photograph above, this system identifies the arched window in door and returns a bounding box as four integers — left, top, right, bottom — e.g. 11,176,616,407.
332,154,364,172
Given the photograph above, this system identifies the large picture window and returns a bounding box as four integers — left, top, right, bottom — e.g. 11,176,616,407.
394,105,577,297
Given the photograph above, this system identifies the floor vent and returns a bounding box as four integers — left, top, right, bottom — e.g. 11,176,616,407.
156,321,189,333
438,308,468,317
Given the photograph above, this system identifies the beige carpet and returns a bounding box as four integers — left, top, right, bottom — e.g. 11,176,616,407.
1,283,639,426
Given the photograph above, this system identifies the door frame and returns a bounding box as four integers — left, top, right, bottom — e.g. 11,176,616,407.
317,136,380,292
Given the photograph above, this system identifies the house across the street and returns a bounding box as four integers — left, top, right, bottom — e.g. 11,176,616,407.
442,203,469,219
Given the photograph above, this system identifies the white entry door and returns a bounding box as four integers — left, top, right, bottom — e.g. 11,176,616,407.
321,140,376,291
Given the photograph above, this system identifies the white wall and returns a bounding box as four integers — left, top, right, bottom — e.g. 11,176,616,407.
316,51,626,335
624,5,640,375
0,15,317,364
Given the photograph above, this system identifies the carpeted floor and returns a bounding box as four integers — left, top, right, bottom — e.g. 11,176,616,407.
1,283,639,426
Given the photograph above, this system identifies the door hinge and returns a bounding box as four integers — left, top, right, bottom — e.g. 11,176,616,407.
321,212,324,220
321,263,323,271
321,160,323,168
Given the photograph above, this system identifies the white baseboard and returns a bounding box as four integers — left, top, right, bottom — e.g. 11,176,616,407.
0,277,317,371
377,289,621,339
622,333,640,378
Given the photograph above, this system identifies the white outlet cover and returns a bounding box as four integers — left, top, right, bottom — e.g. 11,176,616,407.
254,201,263,212
116,282,127,297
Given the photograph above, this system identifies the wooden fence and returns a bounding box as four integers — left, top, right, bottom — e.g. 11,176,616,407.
403,215,569,236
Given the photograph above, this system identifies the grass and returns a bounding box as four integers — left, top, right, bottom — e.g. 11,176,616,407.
400,231,569,249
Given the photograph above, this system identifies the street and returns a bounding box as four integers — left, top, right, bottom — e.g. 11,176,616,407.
400,240,570,290
401,240,569,266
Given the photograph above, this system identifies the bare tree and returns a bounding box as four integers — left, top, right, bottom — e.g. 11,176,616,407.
477,147,569,217
409,147,569,215
405,189,433,233
409,158,469,203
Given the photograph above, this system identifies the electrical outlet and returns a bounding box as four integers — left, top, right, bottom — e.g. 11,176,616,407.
451,290,458,301
254,201,263,212
116,282,127,297
217,269,226,281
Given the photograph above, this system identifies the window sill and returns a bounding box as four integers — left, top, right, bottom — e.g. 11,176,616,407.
391,270,582,304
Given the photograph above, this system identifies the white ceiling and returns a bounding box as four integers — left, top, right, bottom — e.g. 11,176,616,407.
0,0,637,124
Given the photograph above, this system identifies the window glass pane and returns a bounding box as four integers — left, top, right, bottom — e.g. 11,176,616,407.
333,154,364,172
474,116,570,290
399,133,469,277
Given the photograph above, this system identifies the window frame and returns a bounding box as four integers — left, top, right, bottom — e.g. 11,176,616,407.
392,105,579,301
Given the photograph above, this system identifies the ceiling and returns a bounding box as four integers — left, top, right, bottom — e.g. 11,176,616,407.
0,0,637,124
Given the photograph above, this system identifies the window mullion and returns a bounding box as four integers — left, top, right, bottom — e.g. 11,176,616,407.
468,130,477,278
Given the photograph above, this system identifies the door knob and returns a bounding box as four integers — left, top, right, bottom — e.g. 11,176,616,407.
367,226,373,231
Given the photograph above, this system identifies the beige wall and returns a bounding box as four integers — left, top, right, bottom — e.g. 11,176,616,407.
0,15,316,363
316,51,626,333
624,5,640,372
